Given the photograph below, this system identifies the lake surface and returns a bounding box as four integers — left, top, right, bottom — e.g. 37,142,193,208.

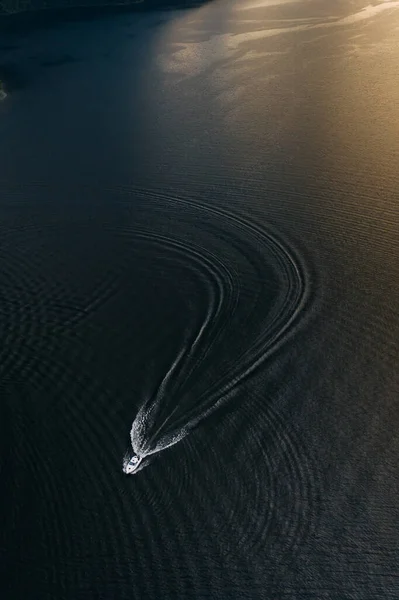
1,1,399,598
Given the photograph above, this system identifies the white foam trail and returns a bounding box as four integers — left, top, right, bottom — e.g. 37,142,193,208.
123,199,308,474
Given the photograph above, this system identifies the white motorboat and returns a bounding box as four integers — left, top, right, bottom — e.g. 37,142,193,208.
123,453,143,474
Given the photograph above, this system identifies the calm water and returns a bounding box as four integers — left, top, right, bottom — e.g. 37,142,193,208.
1,1,399,598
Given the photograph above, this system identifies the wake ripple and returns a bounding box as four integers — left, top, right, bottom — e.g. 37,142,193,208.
114,189,310,472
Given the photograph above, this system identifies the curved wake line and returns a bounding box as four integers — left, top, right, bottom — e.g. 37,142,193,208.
121,193,310,473
121,228,239,459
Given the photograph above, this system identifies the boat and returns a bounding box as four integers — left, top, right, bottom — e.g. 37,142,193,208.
123,453,143,474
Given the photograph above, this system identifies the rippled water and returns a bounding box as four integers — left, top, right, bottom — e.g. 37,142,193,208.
1,1,399,598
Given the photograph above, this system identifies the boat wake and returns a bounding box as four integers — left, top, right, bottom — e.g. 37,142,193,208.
120,191,309,475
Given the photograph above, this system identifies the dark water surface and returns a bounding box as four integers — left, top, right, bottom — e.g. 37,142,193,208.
1,1,399,598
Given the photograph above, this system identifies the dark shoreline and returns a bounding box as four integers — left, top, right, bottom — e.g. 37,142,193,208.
0,0,208,33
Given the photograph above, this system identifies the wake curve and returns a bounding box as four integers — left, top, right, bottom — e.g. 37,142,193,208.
119,192,309,473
